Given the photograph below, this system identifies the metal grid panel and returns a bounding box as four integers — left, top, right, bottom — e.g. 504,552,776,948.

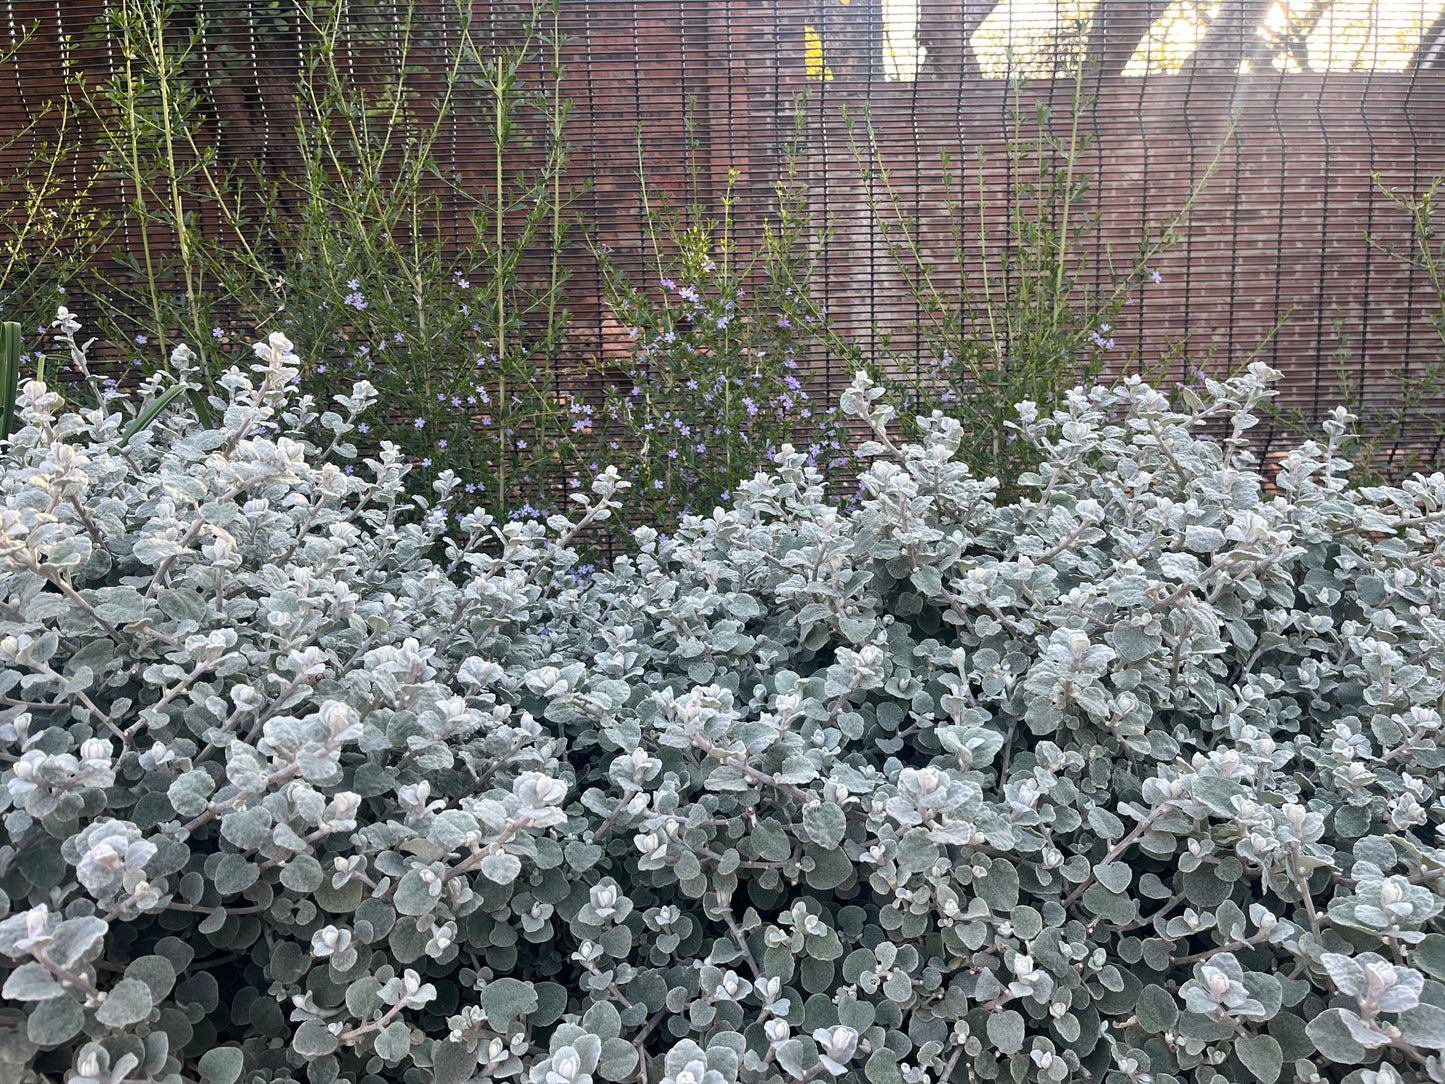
4,1,1445,469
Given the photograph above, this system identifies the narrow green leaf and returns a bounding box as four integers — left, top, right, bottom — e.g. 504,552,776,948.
186,386,216,431
0,321,20,441
121,382,190,447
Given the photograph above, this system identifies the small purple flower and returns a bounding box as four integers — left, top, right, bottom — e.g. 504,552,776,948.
414,417,426,429
135,333,148,344
357,423,370,434
212,327,224,340
437,439,447,449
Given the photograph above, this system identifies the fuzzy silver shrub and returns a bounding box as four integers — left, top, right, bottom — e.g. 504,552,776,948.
4,310,1445,1084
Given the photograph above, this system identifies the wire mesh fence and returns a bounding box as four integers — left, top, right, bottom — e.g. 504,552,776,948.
5,1,1445,476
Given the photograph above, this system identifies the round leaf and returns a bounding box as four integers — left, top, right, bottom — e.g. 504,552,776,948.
27,996,83,1046
95,977,154,1028
1137,984,1179,1035
803,802,847,849
986,1009,1025,1056
198,1047,245,1084
1305,1009,1369,1065
292,1019,338,1057
480,852,522,885
481,977,538,1024
1235,1034,1282,1084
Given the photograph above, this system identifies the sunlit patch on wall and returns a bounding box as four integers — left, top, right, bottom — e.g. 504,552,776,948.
1303,0,1445,71
1120,2,1221,76
882,0,927,80
803,0,1445,80
805,24,833,80
970,1,1098,78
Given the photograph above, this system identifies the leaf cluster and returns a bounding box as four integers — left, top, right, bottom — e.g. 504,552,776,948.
5,319,1445,1084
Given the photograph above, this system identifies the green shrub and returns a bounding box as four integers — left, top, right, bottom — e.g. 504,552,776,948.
590,128,853,530
5,313,1445,1084
848,66,1224,492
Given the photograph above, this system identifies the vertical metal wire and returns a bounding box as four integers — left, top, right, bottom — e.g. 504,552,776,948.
1416,0,1445,469
909,1,922,368
1268,53,1288,374
1180,12,1198,368
1311,38,1333,425
954,1,969,392
865,0,878,369
582,0,602,409
1401,8,1425,472
817,0,836,398
1133,4,1151,376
